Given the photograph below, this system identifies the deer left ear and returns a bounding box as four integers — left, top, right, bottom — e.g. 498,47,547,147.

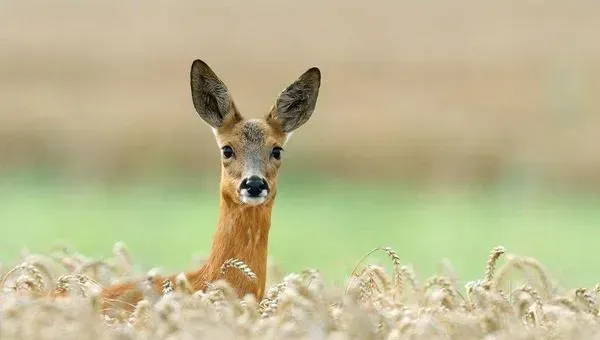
190,59,242,129
266,67,321,133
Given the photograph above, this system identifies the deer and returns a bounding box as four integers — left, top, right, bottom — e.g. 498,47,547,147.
97,59,321,312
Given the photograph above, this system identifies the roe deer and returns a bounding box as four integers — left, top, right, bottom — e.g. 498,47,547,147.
99,59,321,312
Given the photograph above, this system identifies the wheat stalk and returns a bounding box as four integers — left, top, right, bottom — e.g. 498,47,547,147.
484,246,505,287
161,279,174,295
220,258,257,282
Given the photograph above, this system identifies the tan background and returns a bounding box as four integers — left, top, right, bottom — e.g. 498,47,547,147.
1,1,599,190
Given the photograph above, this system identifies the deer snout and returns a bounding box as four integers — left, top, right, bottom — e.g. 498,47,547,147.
240,176,269,198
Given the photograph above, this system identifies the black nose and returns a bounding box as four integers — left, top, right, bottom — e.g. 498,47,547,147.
241,176,269,197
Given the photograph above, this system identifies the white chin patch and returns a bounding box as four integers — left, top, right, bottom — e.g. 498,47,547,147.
240,189,268,205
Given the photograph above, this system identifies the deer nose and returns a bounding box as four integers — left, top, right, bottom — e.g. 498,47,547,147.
240,176,269,197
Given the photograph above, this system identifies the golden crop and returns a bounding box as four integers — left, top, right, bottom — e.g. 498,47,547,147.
1,245,598,339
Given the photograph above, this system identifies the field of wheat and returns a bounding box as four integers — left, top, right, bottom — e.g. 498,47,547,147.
1,244,599,339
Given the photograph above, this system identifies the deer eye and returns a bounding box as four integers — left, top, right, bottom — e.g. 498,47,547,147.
271,147,283,160
222,146,234,159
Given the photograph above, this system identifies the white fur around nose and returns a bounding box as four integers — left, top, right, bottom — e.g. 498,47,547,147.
240,188,268,205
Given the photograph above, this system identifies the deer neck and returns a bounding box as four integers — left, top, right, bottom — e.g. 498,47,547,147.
189,188,274,299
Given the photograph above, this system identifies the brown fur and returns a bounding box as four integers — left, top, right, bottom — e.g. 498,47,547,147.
98,59,320,314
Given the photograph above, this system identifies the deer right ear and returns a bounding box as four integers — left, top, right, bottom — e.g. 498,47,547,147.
190,59,242,129
267,67,321,133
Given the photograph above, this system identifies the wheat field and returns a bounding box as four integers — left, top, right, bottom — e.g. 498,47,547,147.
1,244,599,339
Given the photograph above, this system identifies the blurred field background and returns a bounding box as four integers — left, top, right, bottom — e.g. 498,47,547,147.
0,1,599,287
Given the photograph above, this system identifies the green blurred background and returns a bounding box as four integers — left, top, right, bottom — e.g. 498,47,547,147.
1,1,599,287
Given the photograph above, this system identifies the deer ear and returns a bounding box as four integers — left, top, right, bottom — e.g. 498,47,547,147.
267,67,321,133
190,59,242,129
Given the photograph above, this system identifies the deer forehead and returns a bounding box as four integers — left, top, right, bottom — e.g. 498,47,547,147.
216,119,285,151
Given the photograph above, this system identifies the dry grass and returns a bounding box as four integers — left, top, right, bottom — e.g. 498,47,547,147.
1,244,600,339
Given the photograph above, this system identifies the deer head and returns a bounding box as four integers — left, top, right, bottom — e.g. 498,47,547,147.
190,59,321,206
